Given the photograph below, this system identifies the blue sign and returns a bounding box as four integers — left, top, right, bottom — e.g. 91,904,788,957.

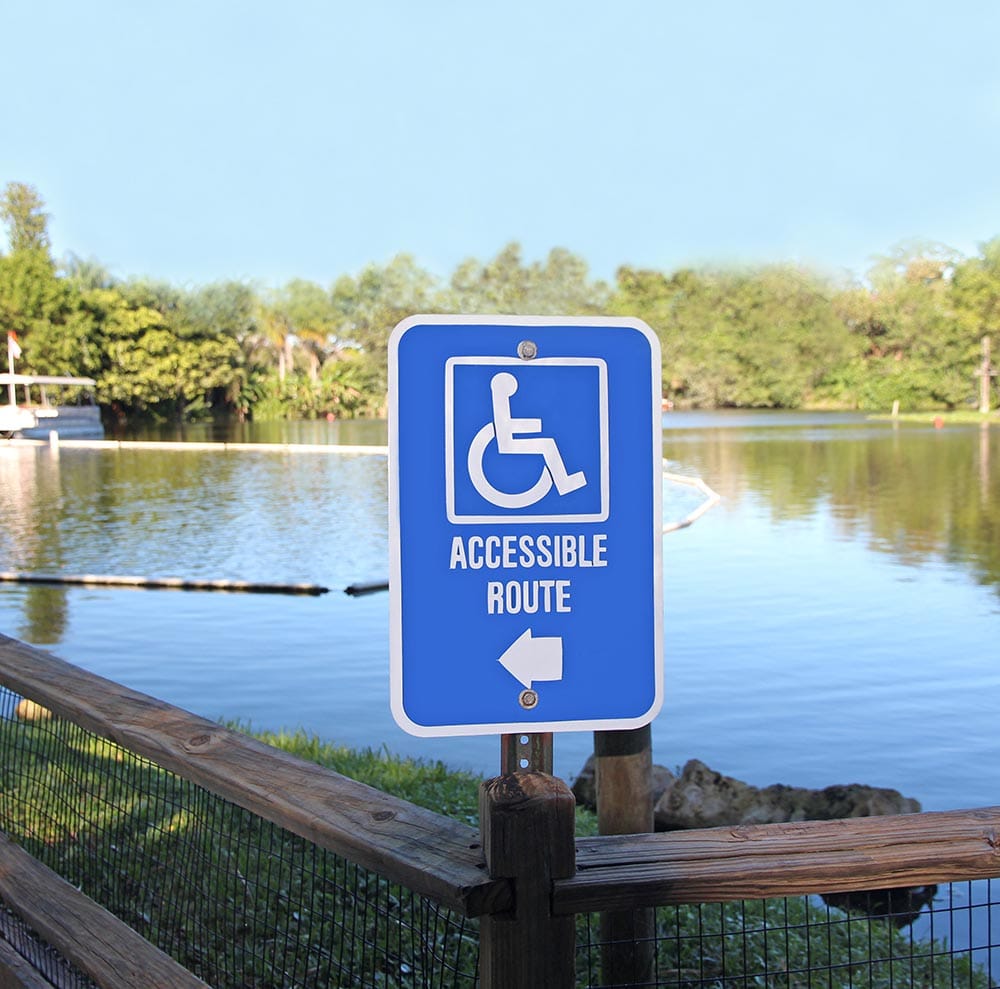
389,316,662,737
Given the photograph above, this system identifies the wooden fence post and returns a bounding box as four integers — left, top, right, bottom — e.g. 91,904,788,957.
595,725,655,986
478,772,576,989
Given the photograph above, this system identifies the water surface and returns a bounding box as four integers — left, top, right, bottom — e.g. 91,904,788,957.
1,413,997,812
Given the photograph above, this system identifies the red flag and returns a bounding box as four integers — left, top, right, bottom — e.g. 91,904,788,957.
7,332,21,360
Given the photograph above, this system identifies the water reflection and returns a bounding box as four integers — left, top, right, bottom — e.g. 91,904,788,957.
981,422,991,506
0,447,70,641
4,414,998,606
125,412,1000,594
1,444,389,585
663,417,1000,592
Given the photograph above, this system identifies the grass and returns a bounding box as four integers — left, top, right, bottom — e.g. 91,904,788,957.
248,724,600,836
0,710,992,988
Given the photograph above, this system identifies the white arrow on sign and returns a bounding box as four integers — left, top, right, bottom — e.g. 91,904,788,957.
498,628,564,689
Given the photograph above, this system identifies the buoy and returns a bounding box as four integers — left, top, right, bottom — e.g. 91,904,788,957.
934,416,944,429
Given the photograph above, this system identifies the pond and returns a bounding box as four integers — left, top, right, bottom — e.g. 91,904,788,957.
0,412,997,814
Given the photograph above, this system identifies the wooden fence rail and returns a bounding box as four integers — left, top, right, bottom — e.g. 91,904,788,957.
559,807,1000,913
0,834,210,989
0,633,509,919
1,632,999,987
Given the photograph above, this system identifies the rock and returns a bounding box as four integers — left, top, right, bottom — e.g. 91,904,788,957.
571,755,598,807
654,759,920,831
650,764,677,808
571,754,675,811
805,783,921,821
574,755,920,831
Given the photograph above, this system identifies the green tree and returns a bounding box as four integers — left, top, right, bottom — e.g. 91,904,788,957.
175,280,259,417
87,287,241,421
19,283,103,380
281,279,335,381
1,183,55,341
0,184,91,375
240,279,347,419
62,253,117,291
612,263,854,408
181,280,258,348
1,182,50,253
331,254,438,401
951,238,1000,410
319,349,381,417
0,249,67,342
832,243,973,410
610,266,707,400
446,242,608,315
256,290,296,382
734,265,856,408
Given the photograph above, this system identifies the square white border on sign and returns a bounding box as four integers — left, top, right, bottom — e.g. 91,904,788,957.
444,356,610,525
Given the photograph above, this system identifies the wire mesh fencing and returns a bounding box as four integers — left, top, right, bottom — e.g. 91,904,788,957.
0,686,479,988
3,674,1000,988
576,885,1000,988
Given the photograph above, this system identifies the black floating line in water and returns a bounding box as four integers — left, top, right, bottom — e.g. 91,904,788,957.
0,572,329,596
344,580,390,596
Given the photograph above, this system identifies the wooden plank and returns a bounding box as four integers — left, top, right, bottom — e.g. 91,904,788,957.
0,634,510,918
556,808,1000,913
0,834,208,989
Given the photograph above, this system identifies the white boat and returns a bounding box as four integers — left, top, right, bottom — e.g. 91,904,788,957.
0,374,104,439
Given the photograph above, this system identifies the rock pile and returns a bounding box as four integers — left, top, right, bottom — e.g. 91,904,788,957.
572,756,920,831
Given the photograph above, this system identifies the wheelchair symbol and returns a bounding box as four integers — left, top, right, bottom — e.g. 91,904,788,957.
467,372,587,510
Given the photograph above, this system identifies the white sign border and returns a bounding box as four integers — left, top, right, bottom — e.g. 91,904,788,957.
388,314,664,737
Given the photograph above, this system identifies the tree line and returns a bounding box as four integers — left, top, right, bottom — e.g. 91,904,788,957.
2,181,997,423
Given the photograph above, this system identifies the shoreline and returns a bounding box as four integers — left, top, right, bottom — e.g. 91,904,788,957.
869,410,1000,425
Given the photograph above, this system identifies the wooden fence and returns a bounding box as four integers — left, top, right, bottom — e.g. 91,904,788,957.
0,631,998,988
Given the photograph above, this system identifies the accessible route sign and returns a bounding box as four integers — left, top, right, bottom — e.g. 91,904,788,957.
389,315,663,737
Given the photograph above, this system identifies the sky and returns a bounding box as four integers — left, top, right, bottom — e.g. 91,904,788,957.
4,0,1000,290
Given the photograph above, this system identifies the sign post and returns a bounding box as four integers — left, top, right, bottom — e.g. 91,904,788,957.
389,315,662,738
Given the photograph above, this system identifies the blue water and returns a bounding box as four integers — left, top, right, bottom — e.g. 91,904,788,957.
1,413,998,814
